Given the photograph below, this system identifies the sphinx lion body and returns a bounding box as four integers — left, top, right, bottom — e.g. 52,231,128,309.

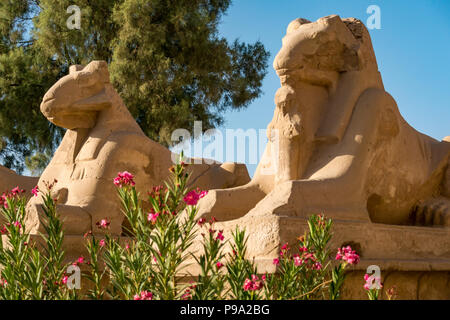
198,15,450,227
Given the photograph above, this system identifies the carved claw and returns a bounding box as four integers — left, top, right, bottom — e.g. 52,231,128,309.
412,197,450,227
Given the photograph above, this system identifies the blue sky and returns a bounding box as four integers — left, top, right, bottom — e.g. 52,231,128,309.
210,0,450,176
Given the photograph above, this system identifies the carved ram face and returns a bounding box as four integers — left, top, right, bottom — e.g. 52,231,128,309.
273,15,375,87
40,61,111,129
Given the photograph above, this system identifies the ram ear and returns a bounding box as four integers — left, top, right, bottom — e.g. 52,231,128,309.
84,60,110,84
73,61,110,87
314,71,360,143
286,18,311,34
69,64,85,75
342,18,366,42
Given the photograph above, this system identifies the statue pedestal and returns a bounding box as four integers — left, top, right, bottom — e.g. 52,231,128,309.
213,214,450,299
221,215,450,269
4,214,449,299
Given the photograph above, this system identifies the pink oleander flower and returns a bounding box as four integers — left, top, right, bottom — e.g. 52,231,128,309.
364,273,383,291
216,230,224,241
134,290,153,300
197,218,206,226
216,261,223,269
125,243,130,250
76,256,85,265
243,275,264,291
335,246,360,265
183,188,208,206
304,252,316,261
0,193,10,209
386,286,397,300
279,242,290,257
43,179,58,191
113,171,135,188
345,252,359,265
96,218,110,229
291,250,322,270
299,246,308,252
273,258,280,265
99,239,106,247
11,186,24,196
188,282,197,291
147,211,159,224
243,279,253,291
84,231,92,238
61,276,68,285
0,225,8,235
152,251,162,263
31,185,39,197
312,262,322,270
13,221,21,229
181,289,192,300
0,278,7,287
293,255,303,266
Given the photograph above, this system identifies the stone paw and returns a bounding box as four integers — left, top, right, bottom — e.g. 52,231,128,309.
412,197,450,227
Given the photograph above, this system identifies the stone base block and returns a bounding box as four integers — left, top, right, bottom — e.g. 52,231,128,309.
4,214,449,299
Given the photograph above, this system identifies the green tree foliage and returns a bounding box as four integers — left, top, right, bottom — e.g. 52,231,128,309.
0,0,63,173
0,0,269,173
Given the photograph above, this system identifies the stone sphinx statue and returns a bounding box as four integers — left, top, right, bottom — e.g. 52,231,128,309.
198,15,450,227
24,61,250,235
193,15,450,299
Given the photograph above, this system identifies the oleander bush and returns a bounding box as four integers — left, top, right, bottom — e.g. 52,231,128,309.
0,181,75,299
0,154,388,300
